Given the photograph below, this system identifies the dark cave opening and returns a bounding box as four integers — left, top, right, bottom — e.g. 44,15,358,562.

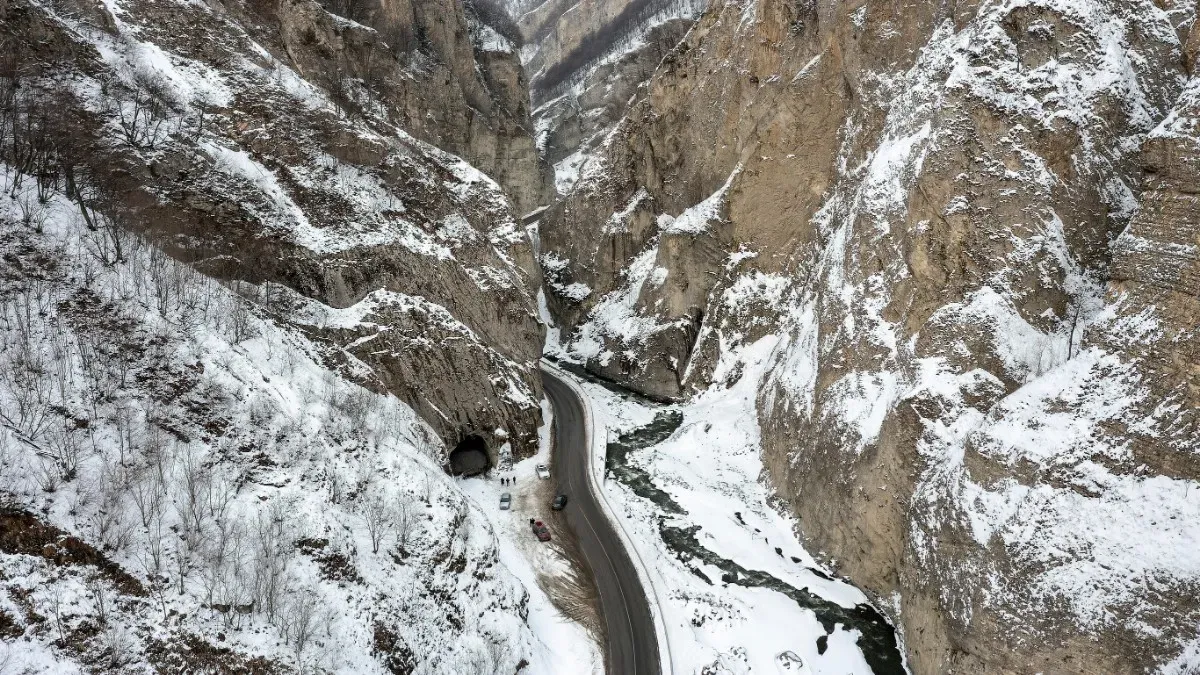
449,435,490,476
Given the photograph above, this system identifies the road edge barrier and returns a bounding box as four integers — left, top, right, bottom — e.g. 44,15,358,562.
540,359,674,674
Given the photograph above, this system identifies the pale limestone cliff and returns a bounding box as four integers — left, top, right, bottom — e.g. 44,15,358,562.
541,0,1200,671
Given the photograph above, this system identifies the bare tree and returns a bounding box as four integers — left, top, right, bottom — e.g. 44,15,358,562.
327,463,343,504
0,331,56,439
88,577,111,627
108,71,175,151
175,445,211,535
395,498,412,558
49,587,66,642
251,500,293,623
73,180,134,268
224,291,256,344
135,518,169,620
43,424,85,482
92,460,134,553
130,464,166,530
361,491,391,554
279,589,328,661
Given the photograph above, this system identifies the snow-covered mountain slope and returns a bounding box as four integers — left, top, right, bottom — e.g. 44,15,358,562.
0,172,590,672
540,0,1200,671
0,0,601,668
0,0,551,458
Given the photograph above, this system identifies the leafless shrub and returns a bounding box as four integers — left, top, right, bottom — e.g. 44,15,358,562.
92,461,135,553
33,455,60,493
174,444,211,536
43,424,85,482
420,473,434,506
88,576,111,627
49,587,66,642
361,490,391,554
332,384,376,428
130,464,166,530
0,305,58,439
106,70,176,151
327,463,344,504
2,90,60,199
170,530,197,596
136,508,166,579
251,500,294,623
202,519,252,630
483,634,508,673
99,623,136,669
223,287,257,344
394,497,413,558
16,191,50,232
80,204,132,267
279,589,331,660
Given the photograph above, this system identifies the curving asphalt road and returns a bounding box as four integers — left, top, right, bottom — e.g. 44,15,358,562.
541,368,661,675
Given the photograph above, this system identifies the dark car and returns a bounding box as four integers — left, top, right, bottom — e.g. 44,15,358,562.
551,494,568,511
529,518,551,542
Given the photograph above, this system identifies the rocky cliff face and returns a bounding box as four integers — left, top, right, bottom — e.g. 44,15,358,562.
541,0,1200,671
0,0,567,667
276,0,555,213
513,0,706,192
0,0,550,460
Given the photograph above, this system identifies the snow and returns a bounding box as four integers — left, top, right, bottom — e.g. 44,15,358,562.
557,337,894,674
84,13,233,108
457,397,602,675
469,21,516,54
932,286,1067,383
606,188,651,234
791,55,822,84
859,121,931,217
541,252,594,303
660,165,741,234
824,370,903,455
201,141,453,257
566,243,669,363
0,167,579,673
554,149,591,195
539,0,1200,667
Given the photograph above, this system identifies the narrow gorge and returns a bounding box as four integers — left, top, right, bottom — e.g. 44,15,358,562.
0,0,1197,672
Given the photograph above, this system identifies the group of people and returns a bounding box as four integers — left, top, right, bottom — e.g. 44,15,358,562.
499,475,515,486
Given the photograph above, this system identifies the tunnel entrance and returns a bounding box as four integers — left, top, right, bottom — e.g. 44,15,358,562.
449,435,490,477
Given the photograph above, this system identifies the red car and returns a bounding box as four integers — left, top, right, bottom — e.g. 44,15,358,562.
529,518,551,542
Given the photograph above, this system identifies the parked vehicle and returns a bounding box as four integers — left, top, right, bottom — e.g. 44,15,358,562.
551,494,568,511
535,464,550,480
499,493,511,510
529,518,551,542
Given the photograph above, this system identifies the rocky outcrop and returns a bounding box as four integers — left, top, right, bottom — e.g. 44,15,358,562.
541,0,1200,671
0,0,547,458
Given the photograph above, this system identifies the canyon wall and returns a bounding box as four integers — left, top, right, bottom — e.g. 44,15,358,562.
540,0,1200,671
1,0,551,458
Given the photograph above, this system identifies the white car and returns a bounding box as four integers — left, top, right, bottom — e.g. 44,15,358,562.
499,493,511,510
535,464,550,480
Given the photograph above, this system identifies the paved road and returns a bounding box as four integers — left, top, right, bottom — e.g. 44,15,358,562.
541,367,661,675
